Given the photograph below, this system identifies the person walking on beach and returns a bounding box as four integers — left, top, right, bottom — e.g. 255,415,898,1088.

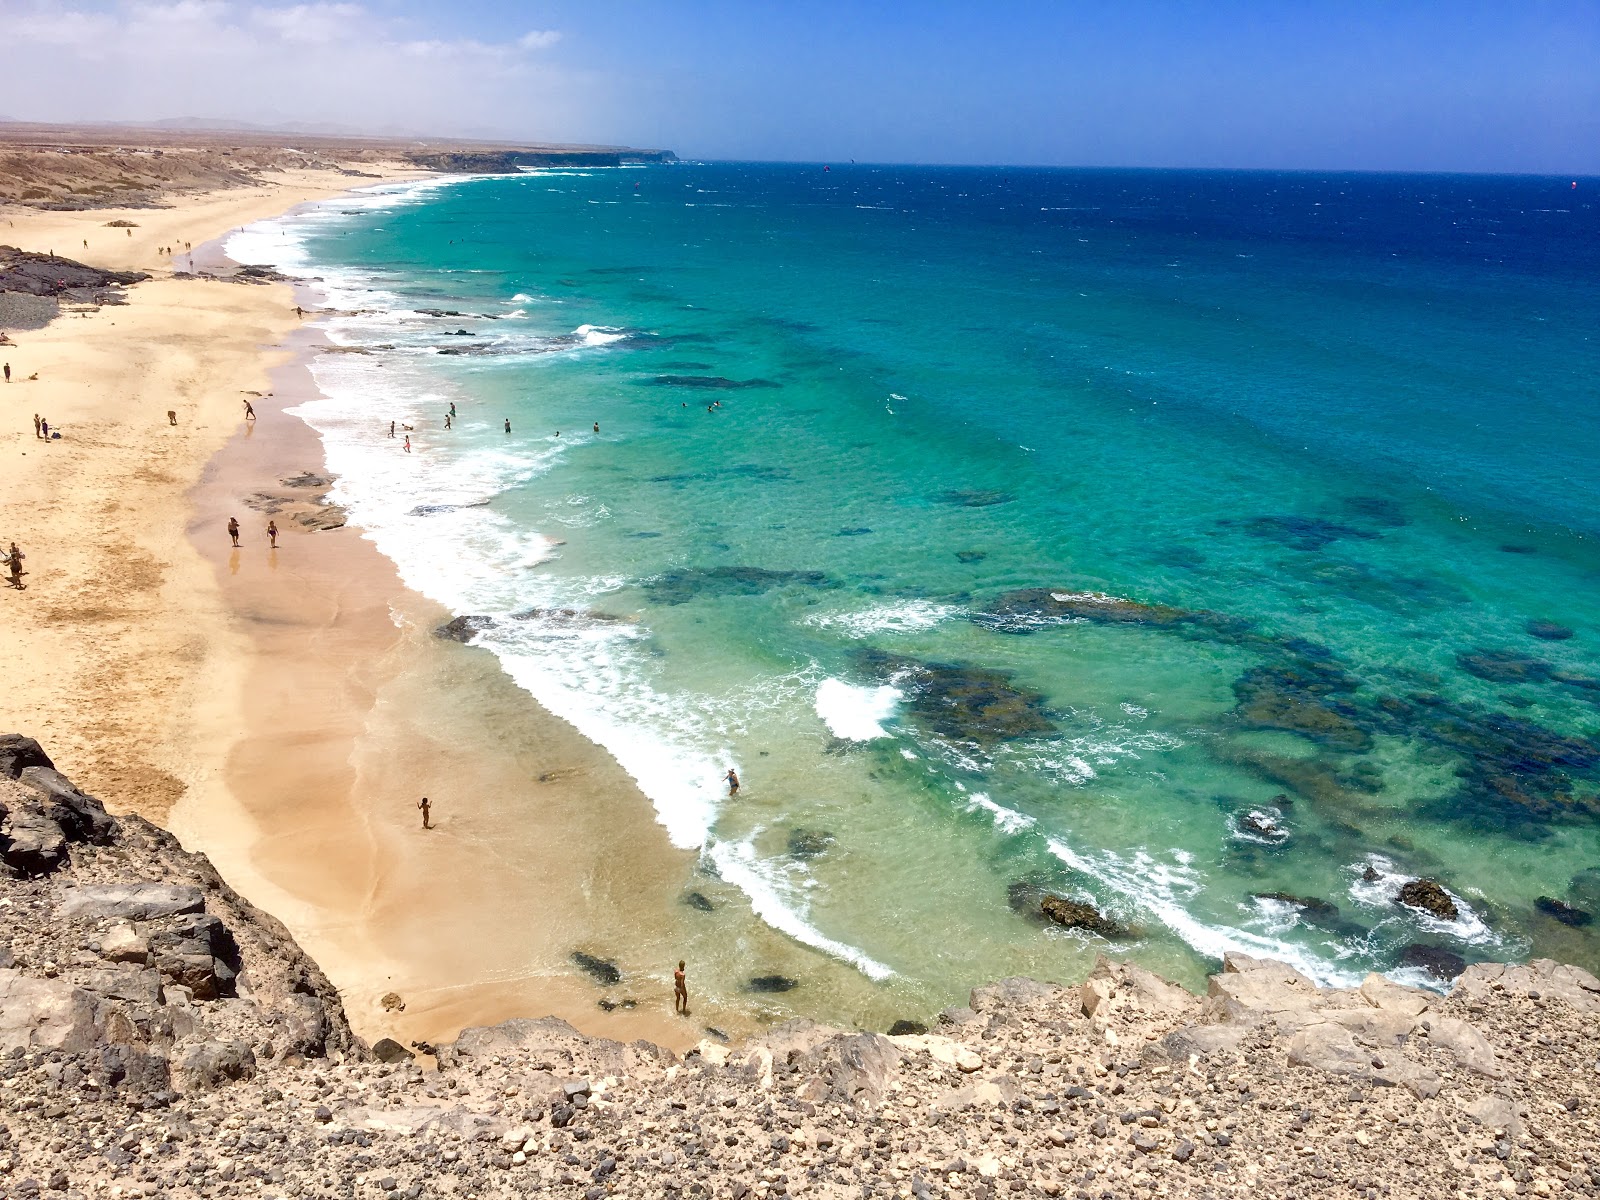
674,960,689,1014
389,420,395,439
242,399,256,421
403,435,412,453
444,413,452,430
32,414,41,439
39,418,49,441
167,410,177,426
266,520,279,548
449,402,457,418
227,516,240,548
295,305,304,318
3,363,9,383
418,796,431,830
724,768,740,795
4,543,25,591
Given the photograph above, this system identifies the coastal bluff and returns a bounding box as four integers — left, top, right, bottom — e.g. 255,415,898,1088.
3,736,1598,1198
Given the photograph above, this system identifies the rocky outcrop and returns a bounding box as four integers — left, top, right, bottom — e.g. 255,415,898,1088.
0,735,360,1106
1396,877,1460,920
0,246,148,306
407,148,675,173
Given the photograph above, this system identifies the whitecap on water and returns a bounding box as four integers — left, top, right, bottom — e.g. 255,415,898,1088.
803,599,963,639
814,679,901,741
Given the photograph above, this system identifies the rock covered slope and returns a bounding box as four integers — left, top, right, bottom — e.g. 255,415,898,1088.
3,735,1600,1199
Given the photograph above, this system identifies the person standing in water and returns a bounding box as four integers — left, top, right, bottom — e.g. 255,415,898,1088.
674,961,689,1014
227,517,240,547
403,435,411,453
593,422,600,433
504,418,511,434
724,768,740,795
449,401,457,418
266,520,278,548
242,399,256,420
389,420,395,439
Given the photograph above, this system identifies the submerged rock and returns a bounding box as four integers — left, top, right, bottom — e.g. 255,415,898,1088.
683,891,715,912
1534,896,1593,927
644,375,781,389
1231,661,1372,752
1242,514,1381,551
1400,943,1466,980
954,549,987,563
645,566,834,606
571,952,622,986
1252,892,1341,923
1526,620,1575,641
933,489,1013,508
746,975,798,993
855,649,1054,743
787,829,835,860
1395,879,1459,921
1457,649,1553,684
887,1019,928,1036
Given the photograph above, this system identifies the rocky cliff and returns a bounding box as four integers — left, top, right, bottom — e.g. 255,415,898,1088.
3,735,1598,1198
405,149,677,173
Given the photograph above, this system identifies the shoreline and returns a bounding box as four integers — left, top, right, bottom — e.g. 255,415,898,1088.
0,171,756,1054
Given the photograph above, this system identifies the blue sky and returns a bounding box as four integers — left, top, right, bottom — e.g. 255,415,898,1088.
3,1,1597,171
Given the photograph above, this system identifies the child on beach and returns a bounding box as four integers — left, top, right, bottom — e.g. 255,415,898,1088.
227,517,240,547
267,520,278,548
403,435,412,453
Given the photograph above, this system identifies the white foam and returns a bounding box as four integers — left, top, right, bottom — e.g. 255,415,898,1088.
1045,837,1364,987
575,324,627,347
708,838,894,981
815,679,901,741
803,599,963,639
1346,856,1501,947
966,792,1035,835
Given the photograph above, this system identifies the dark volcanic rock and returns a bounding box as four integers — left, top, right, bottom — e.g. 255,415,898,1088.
683,891,715,912
979,588,1244,638
1038,894,1132,939
371,1038,415,1063
1526,620,1575,642
1395,879,1459,921
746,975,798,993
0,246,149,298
1253,892,1341,923
572,951,622,986
434,615,494,643
644,566,833,606
1400,943,1467,980
887,1020,928,1036
1534,896,1593,927
855,649,1054,743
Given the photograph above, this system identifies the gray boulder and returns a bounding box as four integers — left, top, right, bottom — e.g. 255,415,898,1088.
59,883,206,920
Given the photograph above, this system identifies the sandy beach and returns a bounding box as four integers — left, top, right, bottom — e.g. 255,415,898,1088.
0,165,801,1055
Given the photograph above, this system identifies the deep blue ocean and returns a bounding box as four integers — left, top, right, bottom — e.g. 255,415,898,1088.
230,165,1600,1015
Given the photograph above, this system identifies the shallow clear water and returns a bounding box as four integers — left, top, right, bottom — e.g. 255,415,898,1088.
228,165,1600,1004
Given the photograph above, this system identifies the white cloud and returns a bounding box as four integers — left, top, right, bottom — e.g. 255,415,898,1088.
0,1,614,142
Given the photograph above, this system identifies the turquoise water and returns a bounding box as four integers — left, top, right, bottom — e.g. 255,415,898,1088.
230,166,1600,1007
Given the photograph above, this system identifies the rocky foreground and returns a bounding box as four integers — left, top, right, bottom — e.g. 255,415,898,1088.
3,736,1599,1199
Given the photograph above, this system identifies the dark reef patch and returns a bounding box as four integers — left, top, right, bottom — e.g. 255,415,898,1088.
648,463,794,486
746,975,799,993
434,615,494,643
644,375,782,389
933,489,1014,508
856,648,1055,743
787,829,835,860
1458,649,1554,684
1243,515,1381,552
955,550,988,564
644,566,835,606
1231,658,1372,753
1534,896,1593,927
1341,496,1410,528
1526,620,1575,642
